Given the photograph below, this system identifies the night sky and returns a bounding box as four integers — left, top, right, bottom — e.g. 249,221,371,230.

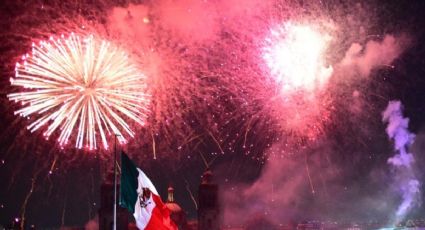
1,0,425,229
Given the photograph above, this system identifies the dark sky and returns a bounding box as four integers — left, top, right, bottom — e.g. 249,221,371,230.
1,0,425,228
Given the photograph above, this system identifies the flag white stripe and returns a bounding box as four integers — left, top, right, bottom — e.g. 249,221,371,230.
136,168,158,195
133,168,158,229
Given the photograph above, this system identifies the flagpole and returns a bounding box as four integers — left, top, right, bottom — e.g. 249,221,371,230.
113,134,118,230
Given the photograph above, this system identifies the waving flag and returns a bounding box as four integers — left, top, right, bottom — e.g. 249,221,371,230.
119,152,177,230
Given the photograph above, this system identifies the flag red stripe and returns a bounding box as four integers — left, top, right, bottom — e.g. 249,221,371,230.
144,194,177,230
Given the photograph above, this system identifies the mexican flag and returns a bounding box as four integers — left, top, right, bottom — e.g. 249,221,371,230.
119,152,177,230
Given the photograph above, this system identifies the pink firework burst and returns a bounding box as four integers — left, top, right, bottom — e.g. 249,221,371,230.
261,22,334,139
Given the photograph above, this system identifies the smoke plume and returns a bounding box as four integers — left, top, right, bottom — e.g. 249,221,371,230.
382,101,421,223
338,35,408,77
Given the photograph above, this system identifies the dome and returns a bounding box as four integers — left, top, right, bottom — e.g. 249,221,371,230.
165,202,182,213
164,186,186,226
165,185,183,213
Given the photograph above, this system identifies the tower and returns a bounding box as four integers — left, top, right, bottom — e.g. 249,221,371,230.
197,169,220,230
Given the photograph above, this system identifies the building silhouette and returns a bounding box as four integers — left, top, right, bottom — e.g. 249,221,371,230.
197,169,221,230
98,169,221,230
98,173,129,230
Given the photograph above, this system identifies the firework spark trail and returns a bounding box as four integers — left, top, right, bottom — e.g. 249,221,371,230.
180,134,204,149
304,152,315,194
20,168,42,230
61,194,67,227
150,130,156,159
319,172,329,197
8,33,149,150
184,178,198,210
49,155,58,174
243,116,254,148
207,130,225,154
46,154,58,199
198,151,209,168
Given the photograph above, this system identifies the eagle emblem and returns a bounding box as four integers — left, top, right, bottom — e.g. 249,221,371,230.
138,187,152,208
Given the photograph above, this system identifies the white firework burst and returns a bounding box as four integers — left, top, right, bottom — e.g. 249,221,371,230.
263,22,333,94
8,33,150,150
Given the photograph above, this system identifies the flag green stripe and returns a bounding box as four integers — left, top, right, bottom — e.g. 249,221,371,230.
119,152,139,214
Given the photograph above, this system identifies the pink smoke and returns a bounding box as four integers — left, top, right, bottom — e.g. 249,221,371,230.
154,0,219,42
340,35,408,77
108,4,150,45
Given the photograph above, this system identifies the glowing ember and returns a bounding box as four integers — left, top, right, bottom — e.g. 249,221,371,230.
263,22,333,94
8,33,150,150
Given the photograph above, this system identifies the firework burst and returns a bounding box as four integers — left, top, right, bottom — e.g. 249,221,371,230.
8,33,150,150
263,22,333,94
258,22,335,140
